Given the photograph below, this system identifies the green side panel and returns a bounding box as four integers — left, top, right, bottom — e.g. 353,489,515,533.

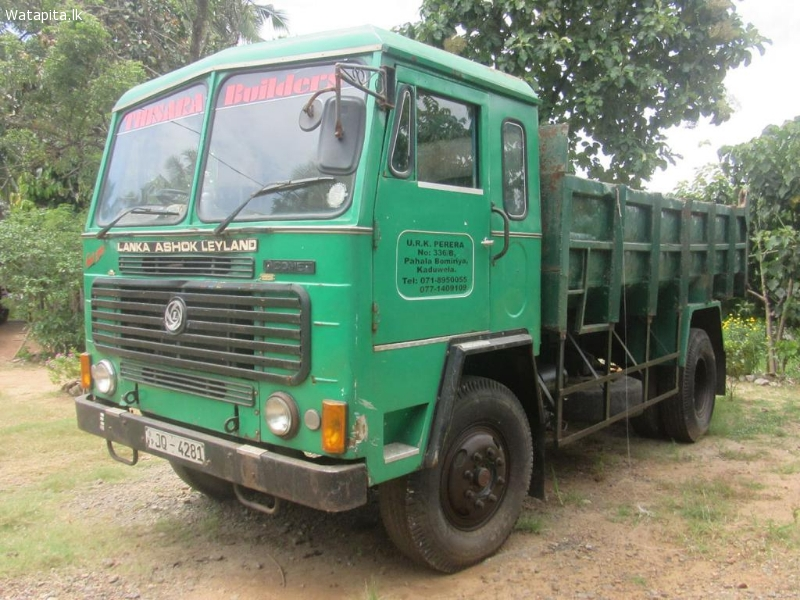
539,126,748,337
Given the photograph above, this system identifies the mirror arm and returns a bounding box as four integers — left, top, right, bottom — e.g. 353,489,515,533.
300,64,395,140
336,64,395,110
302,86,336,117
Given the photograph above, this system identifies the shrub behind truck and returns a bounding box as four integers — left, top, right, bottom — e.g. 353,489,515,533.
75,26,748,572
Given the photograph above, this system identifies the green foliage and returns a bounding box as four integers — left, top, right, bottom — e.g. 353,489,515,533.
0,1,286,210
673,163,739,206
46,350,82,385
0,11,146,207
515,512,545,534
719,116,800,374
88,1,289,74
399,0,766,187
0,206,85,354
722,314,766,377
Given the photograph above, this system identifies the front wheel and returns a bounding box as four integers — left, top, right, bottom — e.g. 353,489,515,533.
662,328,717,442
380,376,533,573
170,462,235,500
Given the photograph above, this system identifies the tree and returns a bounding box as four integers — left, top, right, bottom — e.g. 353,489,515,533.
0,13,145,207
398,0,766,187
88,1,289,75
188,1,289,62
0,1,289,208
718,117,800,375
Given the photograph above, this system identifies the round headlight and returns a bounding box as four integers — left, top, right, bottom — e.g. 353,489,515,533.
265,392,299,438
91,359,117,395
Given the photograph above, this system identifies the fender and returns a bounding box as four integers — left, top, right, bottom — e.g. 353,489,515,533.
423,331,546,498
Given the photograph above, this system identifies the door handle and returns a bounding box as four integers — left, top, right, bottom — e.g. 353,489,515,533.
490,204,510,264
481,238,495,247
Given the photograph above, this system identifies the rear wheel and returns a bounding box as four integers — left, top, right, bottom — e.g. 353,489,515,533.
662,328,717,442
170,462,235,500
630,403,663,438
380,376,533,573
630,373,665,439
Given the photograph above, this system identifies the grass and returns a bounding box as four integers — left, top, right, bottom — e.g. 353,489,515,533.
774,461,800,476
0,375,146,578
717,447,769,462
550,466,588,507
360,579,383,600
711,386,800,441
0,481,137,578
657,477,744,552
515,512,545,534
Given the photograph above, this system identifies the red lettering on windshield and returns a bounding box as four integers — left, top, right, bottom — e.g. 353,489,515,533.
221,71,337,108
121,92,205,132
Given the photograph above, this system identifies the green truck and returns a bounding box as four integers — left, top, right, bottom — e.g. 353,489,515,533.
76,26,748,572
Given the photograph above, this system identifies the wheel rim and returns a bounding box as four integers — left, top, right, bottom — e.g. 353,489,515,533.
441,425,509,530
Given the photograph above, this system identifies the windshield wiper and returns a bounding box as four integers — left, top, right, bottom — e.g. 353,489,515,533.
214,176,335,235
96,206,181,239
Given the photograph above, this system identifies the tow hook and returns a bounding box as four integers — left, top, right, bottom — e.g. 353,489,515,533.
233,484,281,515
106,440,139,466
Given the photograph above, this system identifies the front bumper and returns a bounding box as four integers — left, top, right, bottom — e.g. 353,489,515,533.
75,395,368,512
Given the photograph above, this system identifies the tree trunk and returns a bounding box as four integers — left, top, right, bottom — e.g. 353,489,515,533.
756,240,777,375
190,0,210,63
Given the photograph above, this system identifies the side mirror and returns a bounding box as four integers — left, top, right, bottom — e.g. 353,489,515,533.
317,96,366,175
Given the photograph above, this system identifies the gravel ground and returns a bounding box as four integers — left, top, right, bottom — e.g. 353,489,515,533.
1,358,799,600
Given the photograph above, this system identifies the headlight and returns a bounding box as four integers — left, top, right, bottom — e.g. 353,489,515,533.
265,392,299,438
91,359,117,395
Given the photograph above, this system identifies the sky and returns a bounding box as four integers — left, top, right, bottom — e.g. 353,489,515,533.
276,0,799,193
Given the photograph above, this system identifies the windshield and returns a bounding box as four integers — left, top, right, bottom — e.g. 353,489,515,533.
95,83,206,226
197,64,365,223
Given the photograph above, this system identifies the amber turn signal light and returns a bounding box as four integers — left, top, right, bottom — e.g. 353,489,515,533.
321,400,347,454
80,352,92,390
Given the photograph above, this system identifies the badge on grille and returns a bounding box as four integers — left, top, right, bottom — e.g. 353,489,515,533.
164,296,188,334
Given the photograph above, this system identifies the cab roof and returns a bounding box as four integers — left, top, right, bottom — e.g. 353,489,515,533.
114,25,539,111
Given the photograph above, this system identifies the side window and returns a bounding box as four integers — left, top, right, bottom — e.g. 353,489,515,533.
389,87,413,177
502,120,527,218
416,92,478,188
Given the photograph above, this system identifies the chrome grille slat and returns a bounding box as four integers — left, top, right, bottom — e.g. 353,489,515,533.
119,254,254,279
120,360,256,405
91,279,310,384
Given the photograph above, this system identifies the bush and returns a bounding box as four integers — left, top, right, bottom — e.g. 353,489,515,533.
46,350,82,386
722,314,766,377
0,205,85,354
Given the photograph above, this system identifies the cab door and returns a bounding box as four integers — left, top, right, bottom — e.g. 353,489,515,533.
488,103,542,337
372,67,491,346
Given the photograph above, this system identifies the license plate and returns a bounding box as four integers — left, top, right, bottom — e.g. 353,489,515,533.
145,427,205,465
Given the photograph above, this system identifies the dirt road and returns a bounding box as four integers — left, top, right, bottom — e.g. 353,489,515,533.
1,349,798,599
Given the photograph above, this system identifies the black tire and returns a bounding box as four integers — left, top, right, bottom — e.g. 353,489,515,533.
379,376,533,573
630,403,663,438
662,328,717,443
170,462,235,500
629,374,665,439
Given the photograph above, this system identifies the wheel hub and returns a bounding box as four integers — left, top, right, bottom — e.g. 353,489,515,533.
443,427,508,530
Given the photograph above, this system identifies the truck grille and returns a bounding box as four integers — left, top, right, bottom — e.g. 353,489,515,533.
91,278,310,384
118,254,254,279
120,360,256,406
